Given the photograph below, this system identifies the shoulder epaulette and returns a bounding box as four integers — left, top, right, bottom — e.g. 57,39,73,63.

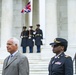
65,55,70,58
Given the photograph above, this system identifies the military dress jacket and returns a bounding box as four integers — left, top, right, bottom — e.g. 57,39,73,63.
34,29,43,46
27,30,34,47
20,30,28,47
48,52,73,75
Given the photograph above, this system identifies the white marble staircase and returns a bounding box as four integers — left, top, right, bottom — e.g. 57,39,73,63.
24,53,49,75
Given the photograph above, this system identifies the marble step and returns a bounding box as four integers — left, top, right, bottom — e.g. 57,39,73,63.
23,53,41,60
30,64,48,69
30,71,48,75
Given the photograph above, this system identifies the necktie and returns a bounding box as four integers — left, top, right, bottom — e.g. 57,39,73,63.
8,55,13,64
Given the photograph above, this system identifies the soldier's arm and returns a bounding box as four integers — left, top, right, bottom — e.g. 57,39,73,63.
41,30,43,39
64,56,73,75
20,32,23,38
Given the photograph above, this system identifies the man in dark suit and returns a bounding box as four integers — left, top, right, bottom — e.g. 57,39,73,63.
20,26,28,53
2,37,29,75
48,38,73,75
34,24,43,53
27,26,34,53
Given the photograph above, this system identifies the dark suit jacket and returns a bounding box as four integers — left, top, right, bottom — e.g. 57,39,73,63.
2,52,29,75
48,52,73,75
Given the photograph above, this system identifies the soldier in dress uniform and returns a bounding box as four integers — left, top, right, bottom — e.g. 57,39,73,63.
27,26,34,53
20,26,28,53
48,38,73,75
34,24,43,53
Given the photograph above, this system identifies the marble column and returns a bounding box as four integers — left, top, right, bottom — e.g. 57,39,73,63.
29,0,33,26
1,0,13,49
39,0,45,43
41,0,57,59
67,0,76,58
68,0,76,46
22,0,26,26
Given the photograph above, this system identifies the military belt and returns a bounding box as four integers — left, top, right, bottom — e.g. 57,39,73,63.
35,34,42,36
23,36,28,37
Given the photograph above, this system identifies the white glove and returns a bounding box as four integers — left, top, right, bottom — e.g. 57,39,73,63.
21,36,23,38
33,32,36,34
33,39,35,41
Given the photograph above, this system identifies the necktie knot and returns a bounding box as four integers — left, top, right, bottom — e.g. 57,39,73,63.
10,55,13,57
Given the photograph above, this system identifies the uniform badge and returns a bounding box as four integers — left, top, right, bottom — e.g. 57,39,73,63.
55,62,61,65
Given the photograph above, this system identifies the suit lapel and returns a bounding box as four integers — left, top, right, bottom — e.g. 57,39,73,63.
4,52,20,69
6,57,17,66
4,57,9,69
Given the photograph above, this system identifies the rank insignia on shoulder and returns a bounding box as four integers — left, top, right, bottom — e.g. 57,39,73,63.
65,55,70,58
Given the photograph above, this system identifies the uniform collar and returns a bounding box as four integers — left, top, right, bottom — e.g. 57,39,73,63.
55,51,64,58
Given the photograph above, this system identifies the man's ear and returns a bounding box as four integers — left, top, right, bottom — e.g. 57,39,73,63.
15,44,17,47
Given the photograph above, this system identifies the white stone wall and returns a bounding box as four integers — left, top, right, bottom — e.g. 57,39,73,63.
0,0,2,47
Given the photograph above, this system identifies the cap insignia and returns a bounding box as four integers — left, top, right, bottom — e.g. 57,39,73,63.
54,39,60,43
